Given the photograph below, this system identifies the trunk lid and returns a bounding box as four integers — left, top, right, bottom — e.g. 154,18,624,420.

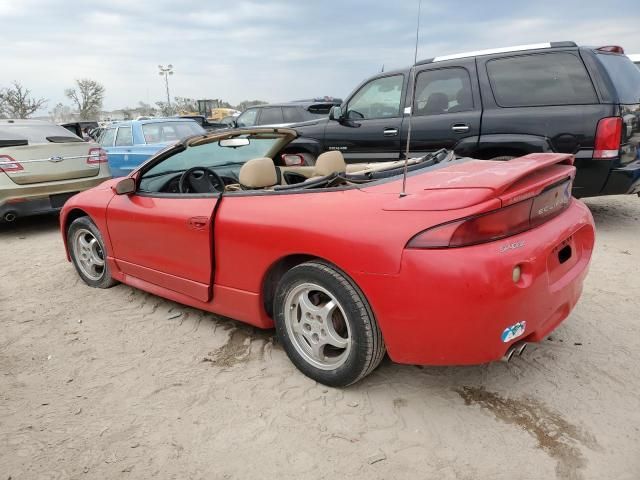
368,153,575,211
0,142,101,185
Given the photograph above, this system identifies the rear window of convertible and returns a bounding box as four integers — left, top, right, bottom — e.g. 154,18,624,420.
487,52,598,107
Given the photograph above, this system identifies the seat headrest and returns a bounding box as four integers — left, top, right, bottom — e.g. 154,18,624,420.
239,157,278,188
424,92,449,114
314,151,346,176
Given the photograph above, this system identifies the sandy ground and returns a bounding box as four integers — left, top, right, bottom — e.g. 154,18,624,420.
0,195,639,480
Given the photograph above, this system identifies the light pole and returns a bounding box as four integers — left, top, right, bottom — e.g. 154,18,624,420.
158,64,174,111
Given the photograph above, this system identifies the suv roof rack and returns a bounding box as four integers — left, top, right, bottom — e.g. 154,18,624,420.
417,41,577,65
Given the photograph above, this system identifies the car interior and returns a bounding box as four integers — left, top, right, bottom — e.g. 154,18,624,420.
136,129,454,195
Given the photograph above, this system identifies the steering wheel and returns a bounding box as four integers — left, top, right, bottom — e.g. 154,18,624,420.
178,167,225,194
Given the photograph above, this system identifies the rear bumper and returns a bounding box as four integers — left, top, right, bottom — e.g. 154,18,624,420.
354,199,595,365
600,159,640,195
573,157,640,197
0,174,110,220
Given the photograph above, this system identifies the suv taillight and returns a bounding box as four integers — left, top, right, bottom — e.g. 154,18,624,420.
281,153,305,166
407,180,572,249
593,117,622,159
0,154,24,172
87,147,108,164
597,45,625,54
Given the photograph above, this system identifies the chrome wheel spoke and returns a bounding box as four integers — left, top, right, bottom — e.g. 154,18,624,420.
309,338,325,362
323,321,348,349
298,291,321,317
78,235,91,249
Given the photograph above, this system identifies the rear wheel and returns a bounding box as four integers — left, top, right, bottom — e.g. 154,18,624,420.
67,216,118,289
274,261,385,387
489,155,516,161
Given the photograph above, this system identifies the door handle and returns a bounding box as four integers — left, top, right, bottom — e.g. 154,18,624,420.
187,216,209,230
452,124,470,133
383,128,399,137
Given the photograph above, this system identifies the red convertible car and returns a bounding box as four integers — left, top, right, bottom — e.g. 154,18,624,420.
60,128,595,386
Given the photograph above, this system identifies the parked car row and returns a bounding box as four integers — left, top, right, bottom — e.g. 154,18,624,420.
287,42,640,198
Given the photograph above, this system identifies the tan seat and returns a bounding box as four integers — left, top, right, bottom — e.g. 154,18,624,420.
314,151,346,177
238,157,278,189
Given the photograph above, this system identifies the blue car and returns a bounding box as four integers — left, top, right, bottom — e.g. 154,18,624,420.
99,118,206,177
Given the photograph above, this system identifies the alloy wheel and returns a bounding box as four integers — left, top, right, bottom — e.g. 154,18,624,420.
72,228,105,281
283,282,352,370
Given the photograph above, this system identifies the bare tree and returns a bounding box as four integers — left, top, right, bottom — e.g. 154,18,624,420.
65,79,105,120
173,97,198,114
155,101,175,117
236,100,267,111
0,82,47,118
136,101,156,117
49,103,75,123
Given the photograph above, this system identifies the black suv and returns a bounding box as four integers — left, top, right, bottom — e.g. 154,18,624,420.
235,99,342,128
290,42,640,198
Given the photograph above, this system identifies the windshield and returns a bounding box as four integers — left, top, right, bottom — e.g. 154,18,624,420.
596,53,640,104
0,123,82,144
139,133,281,191
142,121,205,144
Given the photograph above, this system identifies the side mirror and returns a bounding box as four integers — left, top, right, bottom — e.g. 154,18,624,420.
329,106,343,121
113,177,136,195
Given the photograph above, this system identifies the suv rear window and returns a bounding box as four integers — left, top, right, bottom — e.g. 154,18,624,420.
142,121,204,143
487,52,597,107
596,53,640,104
0,123,82,144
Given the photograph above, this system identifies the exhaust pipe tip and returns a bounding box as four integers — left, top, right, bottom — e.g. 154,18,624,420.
517,343,527,356
3,211,17,223
502,341,528,362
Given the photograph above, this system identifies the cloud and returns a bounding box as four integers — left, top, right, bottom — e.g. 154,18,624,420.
0,0,638,114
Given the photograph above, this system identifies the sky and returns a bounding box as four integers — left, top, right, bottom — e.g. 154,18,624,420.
1,0,639,114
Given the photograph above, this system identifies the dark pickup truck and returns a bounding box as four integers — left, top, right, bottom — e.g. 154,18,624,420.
289,42,640,198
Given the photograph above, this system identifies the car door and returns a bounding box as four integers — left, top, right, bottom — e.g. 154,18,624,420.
107,126,135,177
106,168,218,302
401,60,481,157
322,74,405,162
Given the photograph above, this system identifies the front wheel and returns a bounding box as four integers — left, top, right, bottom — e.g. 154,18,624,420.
67,216,118,289
274,261,385,387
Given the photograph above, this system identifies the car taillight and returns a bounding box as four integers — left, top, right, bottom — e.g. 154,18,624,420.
407,180,572,249
281,153,305,166
597,45,625,54
0,154,24,172
593,117,622,159
87,147,108,164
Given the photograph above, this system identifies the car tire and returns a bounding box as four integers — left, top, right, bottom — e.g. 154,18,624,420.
67,216,118,289
489,155,516,161
274,261,385,387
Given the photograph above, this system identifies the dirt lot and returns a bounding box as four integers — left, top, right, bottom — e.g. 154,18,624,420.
1,195,639,480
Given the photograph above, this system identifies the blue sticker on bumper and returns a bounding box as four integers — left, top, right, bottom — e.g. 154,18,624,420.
501,321,526,343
